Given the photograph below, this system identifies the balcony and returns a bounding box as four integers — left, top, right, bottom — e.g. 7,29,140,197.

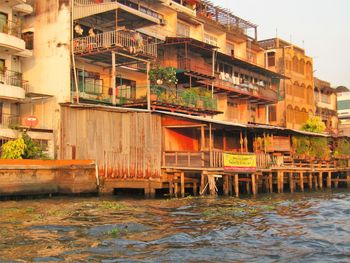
0,70,26,100
74,0,163,25
73,30,158,58
71,82,220,115
0,20,27,53
148,85,219,115
178,58,213,78
0,113,20,129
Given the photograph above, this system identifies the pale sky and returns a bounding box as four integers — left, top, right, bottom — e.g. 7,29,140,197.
211,0,350,88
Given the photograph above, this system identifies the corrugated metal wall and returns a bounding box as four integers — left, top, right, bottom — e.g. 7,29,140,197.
61,106,162,179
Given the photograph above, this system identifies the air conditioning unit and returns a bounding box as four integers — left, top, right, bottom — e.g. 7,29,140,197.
160,18,167,26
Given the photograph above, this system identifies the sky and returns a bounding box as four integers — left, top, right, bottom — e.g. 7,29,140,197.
211,0,350,88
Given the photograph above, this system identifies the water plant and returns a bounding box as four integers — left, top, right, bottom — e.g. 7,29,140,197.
100,201,124,211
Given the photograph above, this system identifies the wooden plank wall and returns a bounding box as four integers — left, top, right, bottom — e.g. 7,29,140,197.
60,106,162,179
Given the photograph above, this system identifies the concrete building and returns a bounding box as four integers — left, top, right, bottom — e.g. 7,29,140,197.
0,0,54,157
336,86,350,136
314,77,338,134
259,38,314,130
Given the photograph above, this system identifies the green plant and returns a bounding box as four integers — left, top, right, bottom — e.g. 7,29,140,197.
1,133,48,160
292,136,310,157
181,88,199,107
1,137,26,159
334,139,350,157
149,66,178,87
301,116,326,133
309,137,329,159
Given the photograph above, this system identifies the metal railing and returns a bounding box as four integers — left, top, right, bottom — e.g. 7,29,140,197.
0,20,22,38
0,114,20,129
73,30,158,57
0,70,24,88
74,0,163,20
151,85,217,111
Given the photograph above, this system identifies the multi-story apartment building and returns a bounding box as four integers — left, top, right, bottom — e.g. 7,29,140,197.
259,38,314,129
0,0,54,156
337,86,350,136
314,77,338,134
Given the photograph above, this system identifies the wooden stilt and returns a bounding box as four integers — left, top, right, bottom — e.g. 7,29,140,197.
277,171,281,193
251,174,257,196
318,172,323,189
223,175,229,196
193,182,198,196
314,173,318,190
200,172,206,196
228,175,233,196
169,178,174,197
234,173,239,197
269,172,273,193
289,172,294,193
327,171,332,188
180,172,185,198
308,173,313,190
347,172,350,188
246,181,251,195
281,171,284,193
300,172,304,192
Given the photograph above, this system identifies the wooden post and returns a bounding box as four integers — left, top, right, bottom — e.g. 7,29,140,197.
327,171,332,188
314,173,318,189
111,51,116,105
308,173,313,190
169,177,174,197
318,172,323,189
234,173,239,197
281,171,284,193
246,180,251,195
193,182,198,196
269,172,273,193
174,173,179,197
223,175,229,196
277,171,281,193
251,174,257,196
300,172,304,192
228,175,233,196
180,172,185,198
289,172,294,193
200,171,207,196
146,62,151,110
347,172,350,188
200,126,205,150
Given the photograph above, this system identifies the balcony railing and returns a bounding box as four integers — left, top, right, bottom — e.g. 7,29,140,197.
214,74,277,102
0,114,20,129
0,70,24,88
151,85,217,112
163,151,273,169
178,58,212,77
0,20,22,38
74,0,164,20
73,30,158,58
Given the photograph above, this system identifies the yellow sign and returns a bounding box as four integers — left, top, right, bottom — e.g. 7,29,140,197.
223,153,257,172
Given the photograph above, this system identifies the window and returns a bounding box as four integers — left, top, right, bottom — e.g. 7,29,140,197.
33,139,49,152
204,33,217,46
338,100,350,110
267,52,275,67
77,70,102,94
246,50,257,64
23,32,34,50
0,13,7,34
226,42,235,57
321,93,330,104
177,21,190,37
269,105,277,122
292,56,299,72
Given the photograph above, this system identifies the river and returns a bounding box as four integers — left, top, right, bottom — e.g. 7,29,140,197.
1,191,350,262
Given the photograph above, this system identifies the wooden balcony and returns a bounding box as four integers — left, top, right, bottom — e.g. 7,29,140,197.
178,58,213,78
163,150,272,170
73,30,158,58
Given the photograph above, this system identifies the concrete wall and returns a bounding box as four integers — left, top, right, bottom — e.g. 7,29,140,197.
0,160,98,196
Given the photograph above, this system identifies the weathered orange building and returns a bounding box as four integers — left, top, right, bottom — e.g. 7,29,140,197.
259,38,315,129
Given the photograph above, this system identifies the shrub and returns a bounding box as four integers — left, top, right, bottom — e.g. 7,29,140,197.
301,116,326,133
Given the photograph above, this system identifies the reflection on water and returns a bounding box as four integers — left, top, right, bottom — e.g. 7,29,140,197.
1,191,350,262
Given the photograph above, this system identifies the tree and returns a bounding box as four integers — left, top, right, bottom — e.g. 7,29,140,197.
301,116,326,133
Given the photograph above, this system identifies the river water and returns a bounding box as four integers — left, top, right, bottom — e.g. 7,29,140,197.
1,191,350,262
